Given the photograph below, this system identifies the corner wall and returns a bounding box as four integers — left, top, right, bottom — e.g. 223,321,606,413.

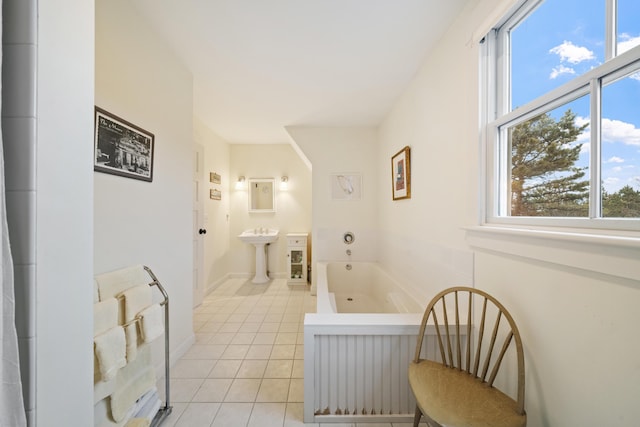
287,127,378,289
378,0,640,425
3,0,95,425
95,0,194,366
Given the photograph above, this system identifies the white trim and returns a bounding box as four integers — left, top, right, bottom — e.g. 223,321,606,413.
471,0,527,44
465,225,640,281
483,0,640,229
589,78,602,219
605,0,617,59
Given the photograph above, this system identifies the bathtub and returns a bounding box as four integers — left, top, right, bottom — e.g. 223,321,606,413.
316,261,423,314
304,261,444,424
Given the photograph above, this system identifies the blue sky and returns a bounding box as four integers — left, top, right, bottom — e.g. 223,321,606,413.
510,0,640,194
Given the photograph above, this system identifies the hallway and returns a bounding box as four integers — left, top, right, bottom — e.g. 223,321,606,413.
157,278,425,427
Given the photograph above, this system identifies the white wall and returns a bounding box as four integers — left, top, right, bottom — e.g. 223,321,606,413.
4,0,96,425
194,118,232,292
376,0,477,306
95,0,195,365
229,144,312,279
287,127,378,289
378,0,640,425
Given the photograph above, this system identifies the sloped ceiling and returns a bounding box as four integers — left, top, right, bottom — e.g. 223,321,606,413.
132,0,469,143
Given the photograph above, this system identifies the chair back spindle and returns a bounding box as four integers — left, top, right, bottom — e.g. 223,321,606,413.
410,286,526,426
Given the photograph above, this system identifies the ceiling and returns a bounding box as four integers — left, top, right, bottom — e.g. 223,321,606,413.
131,0,469,144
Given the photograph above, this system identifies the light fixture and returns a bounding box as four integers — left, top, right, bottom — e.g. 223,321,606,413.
280,176,289,190
235,176,246,190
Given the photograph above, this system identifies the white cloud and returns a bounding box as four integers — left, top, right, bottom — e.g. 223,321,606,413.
604,177,620,185
549,65,575,79
618,33,640,54
606,156,625,163
618,34,640,82
575,116,590,127
549,41,595,64
612,166,623,172
601,118,640,146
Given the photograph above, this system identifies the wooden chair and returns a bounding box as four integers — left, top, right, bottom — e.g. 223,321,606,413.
408,287,526,427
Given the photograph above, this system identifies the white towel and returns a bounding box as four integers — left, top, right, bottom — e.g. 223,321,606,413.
95,265,149,300
94,298,118,336
138,304,164,343
94,326,127,382
110,365,155,422
121,285,152,362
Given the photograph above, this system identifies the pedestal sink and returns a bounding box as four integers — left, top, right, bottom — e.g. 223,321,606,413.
238,229,279,283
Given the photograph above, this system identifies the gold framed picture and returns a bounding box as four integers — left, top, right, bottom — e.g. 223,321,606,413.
391,146,411,200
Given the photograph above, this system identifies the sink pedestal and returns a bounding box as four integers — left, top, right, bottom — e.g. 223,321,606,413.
238,229,279,284
252,243,270,284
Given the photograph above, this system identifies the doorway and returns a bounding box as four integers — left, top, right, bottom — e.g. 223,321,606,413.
193,143,205,307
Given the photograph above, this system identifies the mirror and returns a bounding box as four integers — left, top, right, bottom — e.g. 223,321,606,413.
248,178,275,213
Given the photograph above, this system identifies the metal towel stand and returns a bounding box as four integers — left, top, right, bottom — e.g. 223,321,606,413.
143,266,173,427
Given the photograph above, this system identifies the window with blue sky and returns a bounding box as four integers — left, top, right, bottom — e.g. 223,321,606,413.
487,0,640,223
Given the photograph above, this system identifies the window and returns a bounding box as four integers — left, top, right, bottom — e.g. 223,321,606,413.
484,0,640,229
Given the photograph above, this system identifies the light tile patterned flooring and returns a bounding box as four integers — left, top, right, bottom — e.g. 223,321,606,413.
158,278,424,427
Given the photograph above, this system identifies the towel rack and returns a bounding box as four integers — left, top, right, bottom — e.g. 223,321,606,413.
143,266,172,427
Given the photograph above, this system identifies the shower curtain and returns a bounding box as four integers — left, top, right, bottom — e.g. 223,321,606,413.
0,1,28,425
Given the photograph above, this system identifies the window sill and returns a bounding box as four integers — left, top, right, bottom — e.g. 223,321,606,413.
464,225,640,281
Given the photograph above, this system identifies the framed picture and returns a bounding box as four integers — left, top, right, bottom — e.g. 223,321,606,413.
330,173,362,200
210,189,221,200
391,146,411,200
94,107,155,182
210,172,221,184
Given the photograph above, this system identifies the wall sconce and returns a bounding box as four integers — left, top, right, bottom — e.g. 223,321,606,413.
280,176,289,190
235,176,246,190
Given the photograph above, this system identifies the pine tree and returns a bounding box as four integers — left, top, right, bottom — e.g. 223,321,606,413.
602,185,640,218
510,109,589,216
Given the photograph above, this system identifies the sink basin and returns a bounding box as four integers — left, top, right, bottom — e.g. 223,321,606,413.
238,229,279,244
238,229,279,283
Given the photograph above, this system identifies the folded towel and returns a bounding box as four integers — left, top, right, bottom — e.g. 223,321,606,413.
121,285,152,362
110,364,155,422
94,298,119,336
108,346,156,422
138,304,164,343
94,326,127,382
95,265,149,300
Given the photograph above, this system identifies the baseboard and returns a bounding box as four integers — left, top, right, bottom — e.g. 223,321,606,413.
153,333,195,380
205,273,233,295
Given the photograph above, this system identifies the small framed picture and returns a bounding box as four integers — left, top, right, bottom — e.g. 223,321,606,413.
391,146,411,200
210,172,221,184
210,189,221,200
94,107,155,182
330,173,362,200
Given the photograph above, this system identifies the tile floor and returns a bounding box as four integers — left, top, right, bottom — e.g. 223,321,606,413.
157,277,425,427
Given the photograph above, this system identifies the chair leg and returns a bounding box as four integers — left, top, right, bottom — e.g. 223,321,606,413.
422,411,443,427
413,405,422,427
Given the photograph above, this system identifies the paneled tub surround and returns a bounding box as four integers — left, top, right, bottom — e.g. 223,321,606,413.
304,261,464,424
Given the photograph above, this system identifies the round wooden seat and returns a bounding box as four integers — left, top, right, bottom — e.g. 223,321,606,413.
408,287,526,427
